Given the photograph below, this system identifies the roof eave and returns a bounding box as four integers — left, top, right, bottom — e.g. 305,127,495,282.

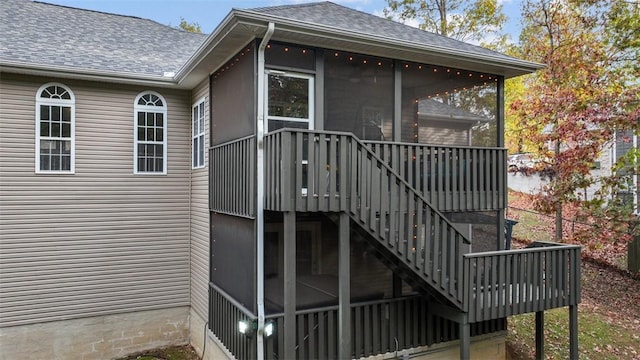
222,9,544,78
0,61,178,88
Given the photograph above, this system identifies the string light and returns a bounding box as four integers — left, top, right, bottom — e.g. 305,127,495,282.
214,45,501,89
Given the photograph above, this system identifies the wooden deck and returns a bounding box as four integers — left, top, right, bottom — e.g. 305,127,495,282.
208,129,582,359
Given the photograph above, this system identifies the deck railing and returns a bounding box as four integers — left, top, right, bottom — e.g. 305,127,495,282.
365,141,507,212
263,295,505,360
208,283,257,360
209,136,256,218
463,242,581,322
264,129,470,307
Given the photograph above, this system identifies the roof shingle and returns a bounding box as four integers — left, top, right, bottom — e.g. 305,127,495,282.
0,0,207,77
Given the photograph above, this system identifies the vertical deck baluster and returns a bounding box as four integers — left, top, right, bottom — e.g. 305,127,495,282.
329,135,338,211
432,215,440,284
318,134,328,211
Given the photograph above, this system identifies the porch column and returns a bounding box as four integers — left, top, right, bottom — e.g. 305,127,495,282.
283,211,296,360
535,311,544,360
569,305,579,359
460,316,470,360
338,212,351,359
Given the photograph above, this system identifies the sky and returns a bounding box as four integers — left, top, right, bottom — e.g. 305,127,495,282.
40,0,524,43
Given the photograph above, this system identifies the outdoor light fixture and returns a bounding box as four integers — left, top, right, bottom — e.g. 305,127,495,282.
238,320,255,336
263,320,275,338
238,319,276,338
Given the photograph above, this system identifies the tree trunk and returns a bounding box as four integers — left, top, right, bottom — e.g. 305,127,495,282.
555,204,563,242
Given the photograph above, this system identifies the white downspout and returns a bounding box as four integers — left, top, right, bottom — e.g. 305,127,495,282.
256,21,274,360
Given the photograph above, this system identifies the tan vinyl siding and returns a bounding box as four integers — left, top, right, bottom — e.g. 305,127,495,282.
190,78,210,319
0,73,191,327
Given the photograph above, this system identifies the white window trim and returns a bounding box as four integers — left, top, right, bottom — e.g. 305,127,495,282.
133,91,168,175
35,82,76,174
192,97,206,169
264,70,315,134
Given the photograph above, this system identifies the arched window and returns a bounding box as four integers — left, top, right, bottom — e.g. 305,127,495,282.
36,83,75,173
134,91,167,174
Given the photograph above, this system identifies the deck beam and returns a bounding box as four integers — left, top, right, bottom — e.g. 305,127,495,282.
535,311,544,360
570,305,579,359
338,212,351,360
283,211,296,360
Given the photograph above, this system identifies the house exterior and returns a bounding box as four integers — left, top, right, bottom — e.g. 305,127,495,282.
0,1,581,359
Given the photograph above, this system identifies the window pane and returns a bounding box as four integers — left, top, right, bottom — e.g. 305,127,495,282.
62,106,71,121
146,113,154,127
155,144,163,157
155,128,163,142
268,74,309,119
146,128,154,141
40,140,51,151
51,155,60,170
63,141,71,153
138,158,146,172
138,144,146,156
193,140,197,167
40,121,50,137
40,105,49,120
52,106,61,121
156,113,163,127
52,123,61,137
62,123,71,138
40,155,50,170
155,158,163,171
138,112,145,126
62,155,71,170
198,136,205,165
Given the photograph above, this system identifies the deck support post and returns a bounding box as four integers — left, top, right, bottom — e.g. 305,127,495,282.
460,316,470,360
569,305,578,359
535,311,544,360
283,211,296,360
338,212,351,360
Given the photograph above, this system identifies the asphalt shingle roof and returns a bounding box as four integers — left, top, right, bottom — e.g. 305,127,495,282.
0,0,207,77
247,2,517,64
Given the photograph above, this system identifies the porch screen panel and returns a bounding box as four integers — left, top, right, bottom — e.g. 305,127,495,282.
324,51,393,140
401,63,498,146
211,42,256,146
211,213,256,313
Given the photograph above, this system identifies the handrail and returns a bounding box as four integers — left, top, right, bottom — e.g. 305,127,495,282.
365,139,507,151
463,243,581,258
210,134,255,150
210,282,257,319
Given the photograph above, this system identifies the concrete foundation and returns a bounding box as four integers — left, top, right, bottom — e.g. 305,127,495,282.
0,307,190,360
362,332,506,360
188,308,233,360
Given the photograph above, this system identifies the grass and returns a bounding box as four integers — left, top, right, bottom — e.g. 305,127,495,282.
508,207,554,243
507,308,640,359
115,345,200,360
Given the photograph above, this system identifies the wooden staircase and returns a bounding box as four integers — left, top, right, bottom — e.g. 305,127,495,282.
264,129,471,309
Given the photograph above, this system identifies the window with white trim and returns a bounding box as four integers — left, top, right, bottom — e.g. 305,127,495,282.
134,91,167,174
36,83,75,173
192,99,206,169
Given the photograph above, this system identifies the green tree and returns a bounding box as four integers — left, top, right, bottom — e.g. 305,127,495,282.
512,0,639,242
178,17,201,33
383,0,508,45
